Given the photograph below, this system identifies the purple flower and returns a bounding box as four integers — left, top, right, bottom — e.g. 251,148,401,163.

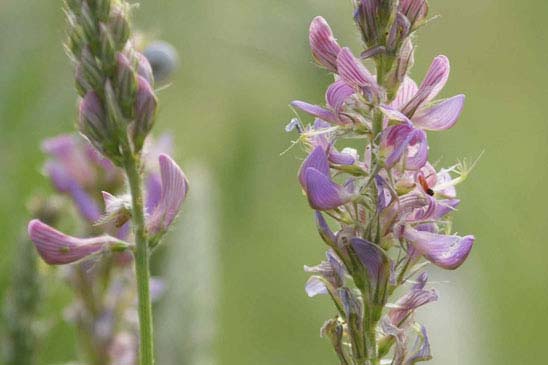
309,16,342,73
146,154,189,235
381,122,429,170
298,147,355,210
291,81,354,126
392,56,465,131
304,250,346,297
401,225,474,270
28,219,130,265
386,273,438,326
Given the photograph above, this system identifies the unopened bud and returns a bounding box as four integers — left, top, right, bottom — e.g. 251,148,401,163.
94,0,111,22
80,2,99,46
99,23,116,70
80,47,104,91
135,51,155,86
109,9,130,50
115,53,137,115
130,76,157,151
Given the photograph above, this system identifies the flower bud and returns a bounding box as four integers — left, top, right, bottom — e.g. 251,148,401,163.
79,91,122,163
80,47,104,92
400,0,429,30
75,63,92,96
130,76,157,151
99,22,116,70
308,17,341,73
354,0,379,46
94,0,111,22
115,53,137,114
80,1,99,45
109,9,130,50
79,91,107,142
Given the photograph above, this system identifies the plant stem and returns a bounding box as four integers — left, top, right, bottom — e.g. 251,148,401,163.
124,151,155,365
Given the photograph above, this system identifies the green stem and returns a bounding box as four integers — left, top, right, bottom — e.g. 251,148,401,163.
124,151,155,365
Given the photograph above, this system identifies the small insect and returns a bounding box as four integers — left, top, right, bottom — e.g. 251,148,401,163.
418,175,435,196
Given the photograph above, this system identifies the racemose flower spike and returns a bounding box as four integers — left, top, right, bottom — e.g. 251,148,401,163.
286,1,476,363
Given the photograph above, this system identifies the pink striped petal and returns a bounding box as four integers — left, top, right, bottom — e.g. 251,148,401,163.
402,55,450,116
147,154,189,235
28,219,128,265
391,76,418,110
413,94,465,131
337,47,378,91
325,80,354,113
402,226,474,270
309,16,342,72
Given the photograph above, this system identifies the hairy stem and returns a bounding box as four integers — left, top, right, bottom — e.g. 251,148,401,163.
124,151,155,365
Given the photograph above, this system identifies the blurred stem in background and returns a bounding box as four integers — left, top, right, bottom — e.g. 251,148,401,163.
2,197,62,365
156,163,219,365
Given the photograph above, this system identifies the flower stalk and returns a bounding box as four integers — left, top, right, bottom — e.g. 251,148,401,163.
123,149,155,365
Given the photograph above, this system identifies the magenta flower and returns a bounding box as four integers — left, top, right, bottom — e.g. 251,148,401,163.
146,154,189,235
28,219,130,265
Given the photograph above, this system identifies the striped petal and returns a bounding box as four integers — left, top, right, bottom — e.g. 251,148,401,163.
147,154,189,235
402,225,474,270
337,47,378,91
413,94,465,131
28,219,128,265
309,16,342,72
402,55,450,116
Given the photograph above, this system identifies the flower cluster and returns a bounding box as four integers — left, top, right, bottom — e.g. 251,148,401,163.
288,1,475,364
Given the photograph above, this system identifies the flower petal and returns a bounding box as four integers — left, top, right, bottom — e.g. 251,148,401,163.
305,276,328,297
147,154,189,235
391,76,418,110
413,94,465,131
28,219,126,265
298,146,330,188
350,238,390,295
402,55,450,116
304,168,353,210
402,226,474,270
337,47,378,92
291,100,339,124
326,80,355,113
309,16,342,72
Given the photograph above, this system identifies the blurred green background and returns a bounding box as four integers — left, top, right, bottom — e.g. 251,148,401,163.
1,0,547,364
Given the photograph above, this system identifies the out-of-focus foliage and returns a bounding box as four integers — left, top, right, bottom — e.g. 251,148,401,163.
1,1,547,364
